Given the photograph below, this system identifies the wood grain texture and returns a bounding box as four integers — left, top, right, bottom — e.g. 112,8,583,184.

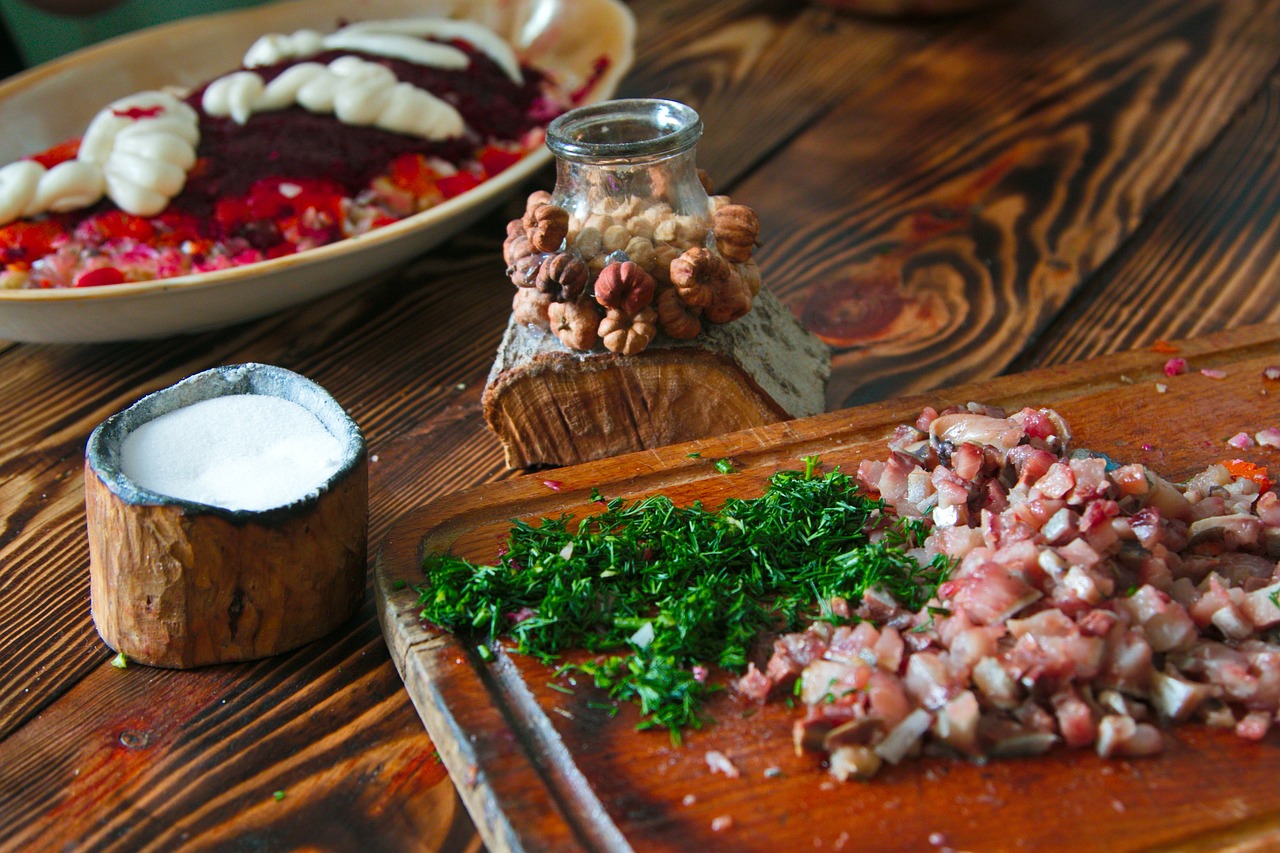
1,0,1279,849
483,289,828,468
1014,71,1280,370
377,324,1280,853
619,0,935,189
85,456,367,668
734,0,1280,407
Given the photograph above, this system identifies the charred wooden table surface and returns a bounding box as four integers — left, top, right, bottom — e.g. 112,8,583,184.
2,0,1279,849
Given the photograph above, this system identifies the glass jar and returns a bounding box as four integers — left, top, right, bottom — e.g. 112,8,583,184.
545,98,714,277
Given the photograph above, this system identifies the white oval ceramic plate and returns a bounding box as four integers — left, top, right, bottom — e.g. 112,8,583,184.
0,0,634,343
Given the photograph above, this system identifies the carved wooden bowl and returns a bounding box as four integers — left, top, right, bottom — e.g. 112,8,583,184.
84,363,367,668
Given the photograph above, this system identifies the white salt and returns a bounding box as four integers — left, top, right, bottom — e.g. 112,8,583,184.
120,394,346,511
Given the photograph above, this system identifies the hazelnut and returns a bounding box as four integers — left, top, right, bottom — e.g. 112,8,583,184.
583,213,615,233
574,226,604,257
651,244,681,286
675,215,707,247
602,224,631,254
602,195,641,220
624,236,657,272
626,215,655,241
652,217,679,245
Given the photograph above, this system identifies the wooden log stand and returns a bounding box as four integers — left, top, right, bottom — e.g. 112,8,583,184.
483,288,831,468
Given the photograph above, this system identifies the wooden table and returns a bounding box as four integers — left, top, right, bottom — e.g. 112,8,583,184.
2,0,1279,848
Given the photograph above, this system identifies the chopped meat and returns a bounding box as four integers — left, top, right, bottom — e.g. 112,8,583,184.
768,403,1280,780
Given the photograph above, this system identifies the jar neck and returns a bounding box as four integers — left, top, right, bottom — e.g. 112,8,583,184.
546,99,703,165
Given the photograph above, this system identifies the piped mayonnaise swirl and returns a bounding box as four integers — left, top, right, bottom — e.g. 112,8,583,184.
202,55,465,139
0,91,198,225
202,17,520,135
243,18,522,83
0,17,522,226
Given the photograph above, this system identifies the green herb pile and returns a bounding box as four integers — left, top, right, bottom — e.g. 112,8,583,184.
417,458,951,739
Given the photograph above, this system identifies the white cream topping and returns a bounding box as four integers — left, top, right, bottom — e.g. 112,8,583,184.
0,17,521,225
0,91,198,225
243,17,522,84
202,55,465,140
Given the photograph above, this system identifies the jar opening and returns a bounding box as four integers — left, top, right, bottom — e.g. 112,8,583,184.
546,99,703,164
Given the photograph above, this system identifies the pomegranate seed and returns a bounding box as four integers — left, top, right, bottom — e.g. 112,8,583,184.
75,267,126,287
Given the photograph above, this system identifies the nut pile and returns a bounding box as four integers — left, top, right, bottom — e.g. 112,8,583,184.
503,178,762,354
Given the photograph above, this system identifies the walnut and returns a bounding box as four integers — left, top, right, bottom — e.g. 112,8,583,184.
655,286,701,339
704,265,753,324
594,261,656,315
524,203,569,253
505,217,525,241
512,287,553,329
509,252,544,288
599,306,658,355
713,204,760,263
503,232,532,268
504,233,542,287
548,297,600,350
525,189,552,211
535,253,589,302
668,247,730,309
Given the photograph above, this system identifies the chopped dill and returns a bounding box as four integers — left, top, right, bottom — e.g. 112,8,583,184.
418,464,950,737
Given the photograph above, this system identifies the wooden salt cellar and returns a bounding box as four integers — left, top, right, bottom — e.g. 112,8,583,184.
84,363,367,668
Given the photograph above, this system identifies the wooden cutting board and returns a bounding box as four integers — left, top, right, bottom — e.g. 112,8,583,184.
374,323,1280,853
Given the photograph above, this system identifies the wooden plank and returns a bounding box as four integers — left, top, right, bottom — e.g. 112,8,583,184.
1,1,1275,848
376,323,1280,853
728,0,1280,407
1015,71,1280,370
619,0,936,189
0,0,933,744
0,607,480,851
